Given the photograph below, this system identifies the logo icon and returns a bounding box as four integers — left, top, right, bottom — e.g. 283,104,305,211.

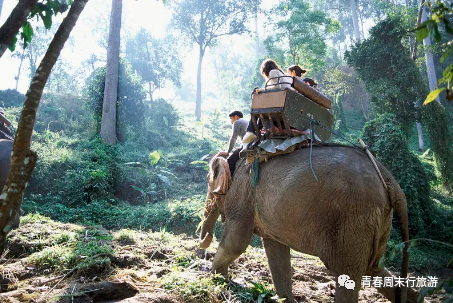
338,274,355,290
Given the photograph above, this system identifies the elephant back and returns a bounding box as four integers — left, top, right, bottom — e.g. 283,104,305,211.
0,139,13,192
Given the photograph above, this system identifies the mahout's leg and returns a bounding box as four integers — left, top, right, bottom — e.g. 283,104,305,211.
211,218,254,277
262,237,295,303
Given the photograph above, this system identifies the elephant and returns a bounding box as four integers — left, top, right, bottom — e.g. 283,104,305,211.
0,139,21,229
0,139,13,192
199,145,418,303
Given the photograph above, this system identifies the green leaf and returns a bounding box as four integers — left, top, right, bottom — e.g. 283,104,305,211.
23,22,34,42
440,45,453,63
50,1,60,14
423,87,446,105
378,254,385,268
163,116,168,127
157,174,172,186
443,18,453,35
39,10,53,29
416,26,429,42
148,151,160,166
390,250,396,261
8,36,17,52
131,185,144,193
432,23,442,42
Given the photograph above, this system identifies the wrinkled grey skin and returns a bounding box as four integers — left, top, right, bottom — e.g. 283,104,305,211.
0,139,21,229
200,146,417,303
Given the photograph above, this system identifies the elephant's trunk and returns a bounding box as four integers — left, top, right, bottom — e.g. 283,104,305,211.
199,204,220,249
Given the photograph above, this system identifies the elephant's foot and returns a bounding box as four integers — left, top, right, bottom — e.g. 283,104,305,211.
333,279,360,303
262,238,295,302
211,245,236,277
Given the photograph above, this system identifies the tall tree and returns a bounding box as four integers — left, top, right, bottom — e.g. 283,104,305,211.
171,0,258,120
266,0,340,74
416,0,453,103
100,0,122,145
125,29,182,102
420,3,440,102
13,48,26,90
350,0,361,41
0,0,89,255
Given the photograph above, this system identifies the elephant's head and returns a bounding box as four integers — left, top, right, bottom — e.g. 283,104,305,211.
199,154,231,249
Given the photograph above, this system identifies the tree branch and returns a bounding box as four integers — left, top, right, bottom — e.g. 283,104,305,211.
0,0,39,59
411,0,425,61
0,0,89,255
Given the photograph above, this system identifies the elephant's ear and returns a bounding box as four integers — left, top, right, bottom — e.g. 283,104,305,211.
210,156,232,197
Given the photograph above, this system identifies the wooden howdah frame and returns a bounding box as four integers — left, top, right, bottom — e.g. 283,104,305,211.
251,86,334,142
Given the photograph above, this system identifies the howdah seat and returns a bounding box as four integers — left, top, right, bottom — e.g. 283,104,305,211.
251,76,334,142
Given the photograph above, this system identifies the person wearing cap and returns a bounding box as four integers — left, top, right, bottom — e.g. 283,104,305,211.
218,110,248,176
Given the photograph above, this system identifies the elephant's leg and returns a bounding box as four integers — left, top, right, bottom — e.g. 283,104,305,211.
321,240,368,303
211,219,253,277
262,237,295,303
366,266,419,303
333,274,361,303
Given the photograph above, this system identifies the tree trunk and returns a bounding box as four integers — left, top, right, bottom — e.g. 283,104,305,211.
359,95,369,121
412,0,424,60
0,0,38,59
358,8,365,40
349,0,361,42
145,42,154,102
333,91,347,132
100,0,122,145
195,44,204,121
0,0,4,20
15,49,25,91
421,5,440,103
148,81,153,102
0,0,89,255
416,121,424,151
254,9,260,59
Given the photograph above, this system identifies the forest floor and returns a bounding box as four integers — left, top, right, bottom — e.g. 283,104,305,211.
0,214,450,303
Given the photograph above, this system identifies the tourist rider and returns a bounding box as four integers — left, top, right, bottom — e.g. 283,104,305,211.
242,59,292,144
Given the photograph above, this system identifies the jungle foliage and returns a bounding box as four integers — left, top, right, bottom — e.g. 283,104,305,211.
346,15,453,193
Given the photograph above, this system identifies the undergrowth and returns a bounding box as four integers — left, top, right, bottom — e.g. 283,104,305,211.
22,196,205,234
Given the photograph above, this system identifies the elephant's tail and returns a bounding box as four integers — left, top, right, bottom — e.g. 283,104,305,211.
387,177,410,303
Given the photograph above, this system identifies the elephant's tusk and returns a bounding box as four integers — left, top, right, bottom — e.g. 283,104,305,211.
200,233,213,249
